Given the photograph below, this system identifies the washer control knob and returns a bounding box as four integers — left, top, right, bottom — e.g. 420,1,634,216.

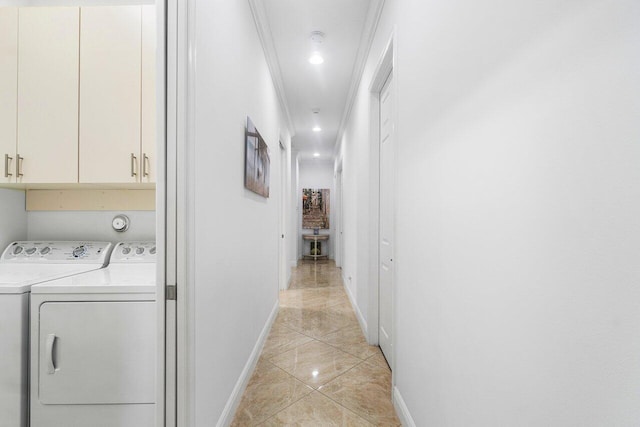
40,247,51,255
72,246,86,258
26,247,37,255
12,246,23,255
122,247,131,255
135,247,145,255
150,246,156,255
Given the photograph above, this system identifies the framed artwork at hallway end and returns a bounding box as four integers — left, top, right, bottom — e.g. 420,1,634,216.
302,188,330,229
244,116,270,197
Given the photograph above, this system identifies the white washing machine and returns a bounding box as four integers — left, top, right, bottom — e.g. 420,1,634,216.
29,241,157,427
0,241,112,427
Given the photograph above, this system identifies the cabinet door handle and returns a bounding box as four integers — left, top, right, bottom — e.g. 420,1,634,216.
142,153,150,178
16,154,23,178
4,154,12,178
46,334,57,374
130,153,138,177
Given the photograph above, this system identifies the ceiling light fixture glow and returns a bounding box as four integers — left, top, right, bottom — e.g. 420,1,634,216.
313,152,320,157
312,126,322,132
308,52,324,65
308,32,325,65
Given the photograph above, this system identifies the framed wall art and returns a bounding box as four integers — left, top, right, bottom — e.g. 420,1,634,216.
244,117,270,197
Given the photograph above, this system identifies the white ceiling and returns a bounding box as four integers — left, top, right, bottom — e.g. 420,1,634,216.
261,0,373,161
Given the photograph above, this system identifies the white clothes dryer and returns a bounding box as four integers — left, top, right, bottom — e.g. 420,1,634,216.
29,241,157,427
0,241,112,427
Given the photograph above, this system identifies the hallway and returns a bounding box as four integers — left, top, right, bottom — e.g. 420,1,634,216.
231,261,400,426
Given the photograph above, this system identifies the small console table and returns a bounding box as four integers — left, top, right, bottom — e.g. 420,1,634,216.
302,234,329,260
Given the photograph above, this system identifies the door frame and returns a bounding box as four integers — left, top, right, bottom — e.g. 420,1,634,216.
334,161,343,268
156,1,171,425
278,140,288,290
367,33,397,375
166,0,196,425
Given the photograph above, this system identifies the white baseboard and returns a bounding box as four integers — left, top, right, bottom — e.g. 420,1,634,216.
217,300,279,427
393,386,416,427
342,272,368,336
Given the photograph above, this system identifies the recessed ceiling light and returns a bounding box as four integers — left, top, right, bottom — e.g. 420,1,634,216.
312,126,322,132
313,152,320,157
308,52,324,65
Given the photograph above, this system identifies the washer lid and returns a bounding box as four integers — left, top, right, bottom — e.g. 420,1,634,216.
30,263,157,295
0,264,108,294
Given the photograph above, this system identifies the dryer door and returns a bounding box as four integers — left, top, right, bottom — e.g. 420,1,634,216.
38,301,155,404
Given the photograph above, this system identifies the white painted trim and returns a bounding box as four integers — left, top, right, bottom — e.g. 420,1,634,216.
155,0,170,425
367,31,395,349
278,142,288,291
393,386,417,427
247,0,295,137
216,301,280,427
342,272,368,337
333,0,386,158
175,0,197,425
369,35,394,92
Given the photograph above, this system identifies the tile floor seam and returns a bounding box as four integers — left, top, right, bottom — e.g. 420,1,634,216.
277,321,349,343
269,340,362,390
254,390,311,426
238,359,314,426
314,388,376,426
313,336,373,361
318,357,368,388
261,333,315,360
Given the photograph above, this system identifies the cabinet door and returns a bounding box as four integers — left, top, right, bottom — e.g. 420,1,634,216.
38,301,156,404
79,6,141,183
17,7,79,184
0,8,18,184
141,5,156,183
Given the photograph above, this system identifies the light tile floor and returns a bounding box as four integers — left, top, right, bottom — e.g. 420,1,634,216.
231,260,401,426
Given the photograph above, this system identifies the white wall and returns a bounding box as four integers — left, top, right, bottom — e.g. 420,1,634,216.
340,0,640,425
298,159,335,259
0,189,27,251
188,0,291,424
27,210,155,242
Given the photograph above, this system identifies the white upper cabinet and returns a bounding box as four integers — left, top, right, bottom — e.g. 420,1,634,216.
17,7,79,184
0,6,156,187
0,8,18,184
141,5,157,183
79,6,142,184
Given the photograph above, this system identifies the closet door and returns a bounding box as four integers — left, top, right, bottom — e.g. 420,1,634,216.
141,5,156,183
17,7,79,184
79,6,141,183
0,8,17,184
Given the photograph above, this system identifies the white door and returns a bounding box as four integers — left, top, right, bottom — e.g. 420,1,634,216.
79,6,142,183
335,169,343,268
279,142,287,290
0,8,17,184
17,7,79,183
379,72,395,367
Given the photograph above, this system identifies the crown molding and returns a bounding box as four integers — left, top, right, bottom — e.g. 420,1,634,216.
333,0,386,158
248,0,296,137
